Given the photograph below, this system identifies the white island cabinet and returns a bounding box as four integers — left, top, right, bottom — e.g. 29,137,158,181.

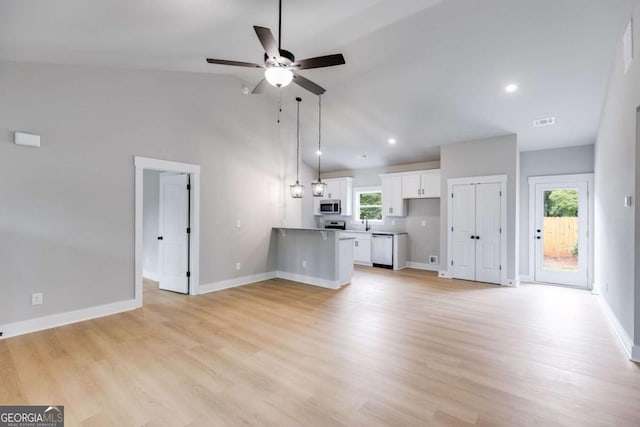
273,227,354,289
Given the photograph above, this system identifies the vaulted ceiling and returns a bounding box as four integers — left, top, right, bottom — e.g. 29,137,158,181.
0,0,632,171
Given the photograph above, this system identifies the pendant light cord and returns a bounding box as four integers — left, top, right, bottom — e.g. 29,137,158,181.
296,97,301,181
317,95,322,180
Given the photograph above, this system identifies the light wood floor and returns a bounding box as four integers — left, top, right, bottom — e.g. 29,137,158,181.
1,268,639,426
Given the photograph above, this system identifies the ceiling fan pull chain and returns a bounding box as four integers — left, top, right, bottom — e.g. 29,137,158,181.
277,94,282,124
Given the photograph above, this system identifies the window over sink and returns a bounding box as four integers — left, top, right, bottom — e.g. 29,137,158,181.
354,187,383,223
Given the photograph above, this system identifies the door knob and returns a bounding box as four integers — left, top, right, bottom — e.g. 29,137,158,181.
536,236,541,240
157,236,163,240
475,236,480,240
536,229,541,233
470,235,476,239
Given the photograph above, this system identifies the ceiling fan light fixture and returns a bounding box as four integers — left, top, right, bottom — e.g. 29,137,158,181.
265,67,293,88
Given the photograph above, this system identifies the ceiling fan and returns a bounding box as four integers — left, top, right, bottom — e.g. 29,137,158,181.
205,0,345,95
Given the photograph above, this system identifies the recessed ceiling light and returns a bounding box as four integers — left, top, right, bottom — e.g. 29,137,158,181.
505,83,518,93
388,138,397,145
316,150,322,156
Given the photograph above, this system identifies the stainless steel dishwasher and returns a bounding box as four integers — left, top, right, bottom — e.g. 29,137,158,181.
371,234,393,269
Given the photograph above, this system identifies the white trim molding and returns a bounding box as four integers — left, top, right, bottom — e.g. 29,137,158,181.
134,156,201,304
0,299,138,339
199,272,277,294
595,292,639,362
407,261,440,272
527,173,594,290
445,175,508,285
143,270,160,282
276,271,347,290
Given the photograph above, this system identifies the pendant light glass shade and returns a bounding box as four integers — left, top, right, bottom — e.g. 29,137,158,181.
311,180,326,197
265,67,293,88
291,97,304,199
290,180,304,198
312,95,325,197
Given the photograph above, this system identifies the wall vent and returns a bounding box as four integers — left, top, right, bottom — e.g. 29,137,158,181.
533,117,555,127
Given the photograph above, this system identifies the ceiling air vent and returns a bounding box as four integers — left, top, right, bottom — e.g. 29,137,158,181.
533,117,555,127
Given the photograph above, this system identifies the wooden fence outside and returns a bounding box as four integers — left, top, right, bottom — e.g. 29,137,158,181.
543,217,578,257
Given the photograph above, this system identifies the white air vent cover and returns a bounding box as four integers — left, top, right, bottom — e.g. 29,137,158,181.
533,117,555,127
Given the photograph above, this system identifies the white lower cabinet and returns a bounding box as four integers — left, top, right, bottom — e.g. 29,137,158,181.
340,232,372,265
354,238,372,264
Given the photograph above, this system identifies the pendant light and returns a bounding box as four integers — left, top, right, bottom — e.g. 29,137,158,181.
311,95,327,197
290,97,304,198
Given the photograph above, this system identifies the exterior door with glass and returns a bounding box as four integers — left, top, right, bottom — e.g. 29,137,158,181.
533,181,588,287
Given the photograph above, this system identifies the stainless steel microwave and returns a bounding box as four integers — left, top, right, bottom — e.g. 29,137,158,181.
319,199,341,214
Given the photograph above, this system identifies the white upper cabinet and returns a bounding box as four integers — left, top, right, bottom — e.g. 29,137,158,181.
381,174,407,217
313,177,353,216
401,170,441,199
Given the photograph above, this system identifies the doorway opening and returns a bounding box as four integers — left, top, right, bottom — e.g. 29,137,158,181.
528,174,593,289
135,157,201,306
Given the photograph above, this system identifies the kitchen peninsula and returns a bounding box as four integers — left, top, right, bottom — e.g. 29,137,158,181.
273,227,354,289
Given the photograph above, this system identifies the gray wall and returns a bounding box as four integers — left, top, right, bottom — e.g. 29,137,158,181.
143,170,160,279
0,60,300,325
440,134,519,280
315,161,441,264
519,145,595,278
594,2,639,344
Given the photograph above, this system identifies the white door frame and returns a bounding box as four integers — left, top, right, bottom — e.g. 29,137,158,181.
528,173,594,289
446,175,508,285
134,156,201,306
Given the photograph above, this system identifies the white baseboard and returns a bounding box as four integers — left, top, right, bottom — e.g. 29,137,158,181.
0,299,139,340
438,270,452,279
519,274,533,283
199,271,277,295
143,269,159,282
502,278,520,287
407,262,439,272
595,292,637,362
275,271,344,290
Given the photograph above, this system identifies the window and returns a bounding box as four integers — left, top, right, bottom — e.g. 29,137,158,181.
354,187,383,222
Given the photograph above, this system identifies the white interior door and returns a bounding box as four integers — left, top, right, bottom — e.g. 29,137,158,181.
452,184,476,281
534,182,588,287
475,183,502,284
158,173,190,294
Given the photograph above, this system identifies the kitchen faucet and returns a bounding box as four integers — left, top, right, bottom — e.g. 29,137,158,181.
362,218,371,231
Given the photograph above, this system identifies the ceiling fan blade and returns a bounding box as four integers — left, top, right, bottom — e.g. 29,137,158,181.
252,78,270,94
206,58,263,68
254,26,280,60
292,54,345,70
292,73,326,95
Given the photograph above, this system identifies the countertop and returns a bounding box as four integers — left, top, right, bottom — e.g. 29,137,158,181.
272,227,407,235
339,230,408,235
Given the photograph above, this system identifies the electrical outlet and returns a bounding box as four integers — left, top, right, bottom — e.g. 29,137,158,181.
32,293,43,305
235,262,241,271
302,260,307,268
236,219,241,228
391,220,396,226
421,220,426,227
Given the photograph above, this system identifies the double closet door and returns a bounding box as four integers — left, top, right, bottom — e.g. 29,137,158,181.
451,183,502,284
